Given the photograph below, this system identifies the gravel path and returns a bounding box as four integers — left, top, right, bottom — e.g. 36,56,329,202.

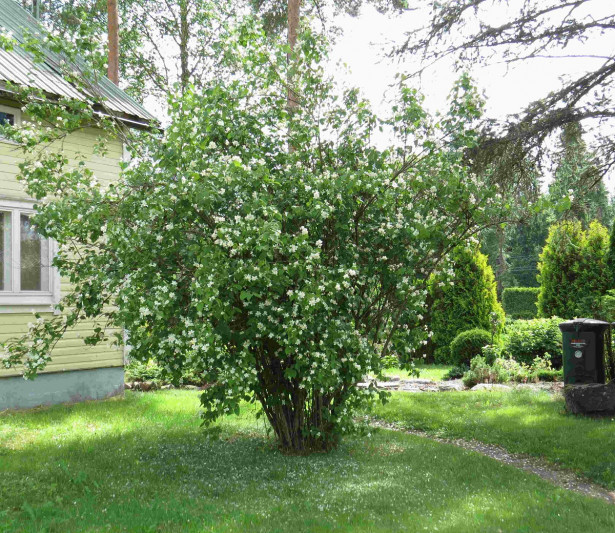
369,418,615,505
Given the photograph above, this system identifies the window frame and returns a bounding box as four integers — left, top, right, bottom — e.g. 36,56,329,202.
0,199,60,307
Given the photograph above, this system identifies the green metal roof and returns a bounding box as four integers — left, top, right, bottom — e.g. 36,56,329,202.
0,0,157,127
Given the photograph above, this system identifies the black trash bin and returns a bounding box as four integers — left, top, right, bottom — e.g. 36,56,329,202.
559,318,610,385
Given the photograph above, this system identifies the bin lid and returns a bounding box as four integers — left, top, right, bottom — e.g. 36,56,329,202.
559,318,611,333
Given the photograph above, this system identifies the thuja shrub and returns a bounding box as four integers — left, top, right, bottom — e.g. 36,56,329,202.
537,220,609,319
429,244,505,362
502,287,539,319
1,24,503,453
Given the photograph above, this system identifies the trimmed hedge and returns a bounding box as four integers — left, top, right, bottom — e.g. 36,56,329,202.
502,287,540,319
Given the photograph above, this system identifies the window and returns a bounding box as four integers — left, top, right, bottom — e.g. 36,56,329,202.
0,111,15,126
0,201,58,307
0,104,21,144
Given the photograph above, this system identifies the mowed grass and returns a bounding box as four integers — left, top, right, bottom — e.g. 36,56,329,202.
381,364,452,382
372,389,615,489
1,391,614,533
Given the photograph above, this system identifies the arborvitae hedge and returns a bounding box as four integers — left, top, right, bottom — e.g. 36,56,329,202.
502,287,540,319
428,244,505,363
537,220,610,319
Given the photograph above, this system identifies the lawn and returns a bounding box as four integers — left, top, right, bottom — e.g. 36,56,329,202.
381,364,452,381
2,391,615,532
372,389,615,489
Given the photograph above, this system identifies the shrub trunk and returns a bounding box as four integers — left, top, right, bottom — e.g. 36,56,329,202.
254,353,340,453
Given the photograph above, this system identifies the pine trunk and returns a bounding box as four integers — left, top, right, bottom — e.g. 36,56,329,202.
287,0,301,150
179,0,190,92
107,0,119,85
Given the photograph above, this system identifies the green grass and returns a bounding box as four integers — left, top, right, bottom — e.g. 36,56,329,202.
381,364,453,381
372,389,615,489
1,391,615,532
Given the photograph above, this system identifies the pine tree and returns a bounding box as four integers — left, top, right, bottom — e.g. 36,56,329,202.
549,123,611,228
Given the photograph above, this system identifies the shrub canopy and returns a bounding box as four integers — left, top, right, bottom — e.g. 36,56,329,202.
0,24,504,452
449,328,492,367
501,318,563,368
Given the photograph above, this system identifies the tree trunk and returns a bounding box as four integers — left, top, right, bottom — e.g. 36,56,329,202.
107,0,120,85
287,0,301,149
496,226,507,298
255,344,339,453
179,0,190,93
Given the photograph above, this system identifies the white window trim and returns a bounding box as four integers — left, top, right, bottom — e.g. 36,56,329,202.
0,199,60,307
0,104,22,145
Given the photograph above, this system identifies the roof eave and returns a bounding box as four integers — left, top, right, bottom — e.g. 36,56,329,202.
0,85,161,132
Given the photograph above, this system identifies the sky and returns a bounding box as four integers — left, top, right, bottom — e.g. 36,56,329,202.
327,1,615,192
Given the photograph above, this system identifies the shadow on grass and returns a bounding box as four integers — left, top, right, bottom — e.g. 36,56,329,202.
1,391,615,533
374,389,615,488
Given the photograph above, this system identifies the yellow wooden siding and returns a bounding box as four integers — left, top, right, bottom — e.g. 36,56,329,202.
0,314,122,377
0,125,124,377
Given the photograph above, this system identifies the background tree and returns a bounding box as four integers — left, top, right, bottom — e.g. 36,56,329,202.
400,0,615,194
479,154,545,292
606,222,615,285
549,122,611,228
30,0,406,107
250,0,407,35
107,0,119,84
505,212,552,288
32,0,234,102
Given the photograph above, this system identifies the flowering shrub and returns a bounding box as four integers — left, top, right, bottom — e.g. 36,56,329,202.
0,24,504,452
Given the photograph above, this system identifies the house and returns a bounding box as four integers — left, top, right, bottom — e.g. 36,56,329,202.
0,0,156,410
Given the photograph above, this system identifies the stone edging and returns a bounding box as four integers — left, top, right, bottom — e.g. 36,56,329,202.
358,377,564,394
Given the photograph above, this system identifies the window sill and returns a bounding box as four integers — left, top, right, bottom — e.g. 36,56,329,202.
0,293,56,307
